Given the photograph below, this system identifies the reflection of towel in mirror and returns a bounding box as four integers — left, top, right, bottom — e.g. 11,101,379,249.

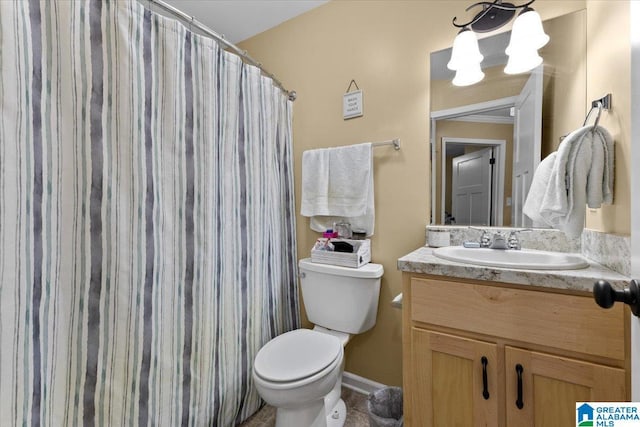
522,152,557,227
523,125,614,238
300,143,375,236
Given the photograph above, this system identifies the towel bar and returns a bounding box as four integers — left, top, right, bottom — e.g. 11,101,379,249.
372,138,401,150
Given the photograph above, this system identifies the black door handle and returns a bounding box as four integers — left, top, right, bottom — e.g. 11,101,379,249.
593,279,640,316
481,356,490,400
515,364,524,409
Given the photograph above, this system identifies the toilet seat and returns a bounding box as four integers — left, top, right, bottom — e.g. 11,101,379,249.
254,329,342,383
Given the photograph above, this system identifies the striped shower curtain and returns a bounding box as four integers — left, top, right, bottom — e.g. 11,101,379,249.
0,1,299,425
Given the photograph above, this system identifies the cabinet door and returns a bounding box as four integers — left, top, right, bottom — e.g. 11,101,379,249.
505,346,626,427
412,329,499,427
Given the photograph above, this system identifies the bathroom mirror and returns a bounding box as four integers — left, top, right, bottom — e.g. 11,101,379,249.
429,9,586,227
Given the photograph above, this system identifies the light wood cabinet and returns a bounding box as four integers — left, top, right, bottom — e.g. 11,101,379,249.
403,274,629,427
504,346,626,427
412,329,500,426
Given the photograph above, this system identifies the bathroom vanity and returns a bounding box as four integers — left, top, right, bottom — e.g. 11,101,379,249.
398,245,630,427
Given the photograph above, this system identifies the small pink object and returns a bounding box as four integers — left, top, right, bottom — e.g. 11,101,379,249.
322,229,338,239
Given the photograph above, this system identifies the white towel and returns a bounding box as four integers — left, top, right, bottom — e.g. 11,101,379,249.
523,125,614,238
522,152,557,227
300,148,331,216
301,143,375,235
309,178,375,236
587,127,614,207
538,126,593,233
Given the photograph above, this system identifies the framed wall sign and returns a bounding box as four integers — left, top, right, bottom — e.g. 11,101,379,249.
343,80,363,120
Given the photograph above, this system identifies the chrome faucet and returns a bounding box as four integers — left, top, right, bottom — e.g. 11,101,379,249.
470,227,531,250
479,230,492,248
507,231,522,250
488,231,509,249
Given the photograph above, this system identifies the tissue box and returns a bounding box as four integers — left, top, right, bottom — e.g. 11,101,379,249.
310,239,371,268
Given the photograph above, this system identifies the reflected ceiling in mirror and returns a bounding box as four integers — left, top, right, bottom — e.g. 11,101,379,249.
429,9,586,227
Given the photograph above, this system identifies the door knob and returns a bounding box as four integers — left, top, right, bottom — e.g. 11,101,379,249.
593,279,640,317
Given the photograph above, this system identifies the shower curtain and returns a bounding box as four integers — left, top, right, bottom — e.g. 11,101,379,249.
0,0,299,425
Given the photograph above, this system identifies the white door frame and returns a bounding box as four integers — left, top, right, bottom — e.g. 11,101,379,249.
441,137,506,226
431,96,518,224
511,67,543,227
630,0,640,400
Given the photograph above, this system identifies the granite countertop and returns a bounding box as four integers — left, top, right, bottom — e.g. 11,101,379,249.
398,246,629,293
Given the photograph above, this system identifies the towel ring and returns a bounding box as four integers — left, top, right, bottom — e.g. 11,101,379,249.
583,102,603,130
583,94,612,134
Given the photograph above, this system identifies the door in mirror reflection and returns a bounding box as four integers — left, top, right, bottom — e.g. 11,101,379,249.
452,147,494,226
512,68,543,227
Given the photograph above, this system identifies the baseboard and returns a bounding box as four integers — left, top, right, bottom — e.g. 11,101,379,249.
342,371,386,395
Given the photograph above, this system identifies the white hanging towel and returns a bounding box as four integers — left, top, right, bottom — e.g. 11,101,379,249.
522,152,557,227
301,143,375,235
523,125,614,238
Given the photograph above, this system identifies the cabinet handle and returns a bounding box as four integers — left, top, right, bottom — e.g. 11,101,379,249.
515,364,524,409
481,356,490,400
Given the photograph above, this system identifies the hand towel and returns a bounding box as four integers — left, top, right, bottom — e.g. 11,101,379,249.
523,124,614,238
522,152,557,227
301,143,375,235
586,127,614,207
300,148,330,216
538,125,593,235
309,172,375,236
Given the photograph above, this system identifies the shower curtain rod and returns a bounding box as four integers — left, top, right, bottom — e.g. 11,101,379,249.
144,0,297,101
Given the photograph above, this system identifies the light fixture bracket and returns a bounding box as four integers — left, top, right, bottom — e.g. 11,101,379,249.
452,0,536,33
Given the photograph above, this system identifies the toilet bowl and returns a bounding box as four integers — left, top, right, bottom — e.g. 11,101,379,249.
253,329,344,427
253,259,384,427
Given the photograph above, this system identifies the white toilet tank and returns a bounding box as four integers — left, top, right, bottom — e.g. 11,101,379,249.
298,258,383,334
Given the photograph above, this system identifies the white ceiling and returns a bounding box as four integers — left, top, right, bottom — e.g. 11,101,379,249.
161,0,328,44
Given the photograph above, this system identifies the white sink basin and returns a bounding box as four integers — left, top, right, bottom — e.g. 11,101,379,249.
432,246,589,270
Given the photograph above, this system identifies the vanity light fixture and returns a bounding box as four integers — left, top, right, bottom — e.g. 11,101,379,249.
447,28,485,86
504,6,549,74
449,0,549,85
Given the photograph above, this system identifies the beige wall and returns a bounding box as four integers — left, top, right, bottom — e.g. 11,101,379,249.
239,0,629,386
585,1,631,235
431,64,528,112
541,9,587,156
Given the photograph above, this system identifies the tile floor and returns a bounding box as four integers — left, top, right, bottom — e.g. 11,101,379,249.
238,387,370,427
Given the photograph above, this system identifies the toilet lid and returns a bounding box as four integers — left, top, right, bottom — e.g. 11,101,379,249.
254,329,342,383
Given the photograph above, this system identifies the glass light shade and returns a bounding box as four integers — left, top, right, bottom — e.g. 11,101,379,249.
447,29,483,71
452,63,485,86
504,49,543,74
505,8,549,55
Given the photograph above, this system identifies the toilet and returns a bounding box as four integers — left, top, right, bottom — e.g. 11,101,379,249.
253,258,384,427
